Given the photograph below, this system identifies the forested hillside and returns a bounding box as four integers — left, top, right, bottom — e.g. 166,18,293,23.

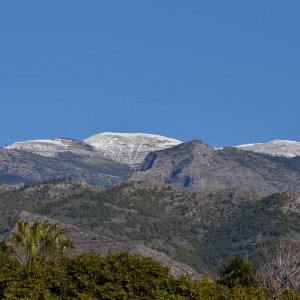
1,179,299,276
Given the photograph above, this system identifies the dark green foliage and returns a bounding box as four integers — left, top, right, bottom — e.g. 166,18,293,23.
8,219,74,264
65,252,176,299
202,192,300,273
217,257,257,288
0,179,300,277
0,240,299,299
0,241,21,298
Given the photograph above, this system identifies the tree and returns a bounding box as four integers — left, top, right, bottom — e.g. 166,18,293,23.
8,219,74,264
217,257,257,288
0,240,20,298
258,239,300,298
65,252,175,299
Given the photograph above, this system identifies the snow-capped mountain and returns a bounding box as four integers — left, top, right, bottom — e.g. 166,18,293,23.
3,137,133,187
235,140,300,158
5,133,182,168
5,138,94,157
1,134,299,193
5,135,299,162
84,132,182,167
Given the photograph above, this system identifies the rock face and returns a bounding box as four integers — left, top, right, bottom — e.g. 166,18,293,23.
84,132,182,168
234,140,300,158
0,147,133,187
132,140,300,195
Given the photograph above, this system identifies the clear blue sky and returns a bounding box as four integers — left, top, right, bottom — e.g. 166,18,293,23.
1,1,299,147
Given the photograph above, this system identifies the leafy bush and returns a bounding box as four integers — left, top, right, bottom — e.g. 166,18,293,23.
0,247,299,299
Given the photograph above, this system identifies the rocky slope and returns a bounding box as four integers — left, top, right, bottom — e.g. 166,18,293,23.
16,211,198,278
5,138,94,157
0,147,132,187
2,134,300,195
1,132,182,186
132,140,300,195
1,179,299,275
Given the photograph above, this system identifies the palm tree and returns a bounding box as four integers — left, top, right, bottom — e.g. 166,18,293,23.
217,257,257,288
8,219,74,264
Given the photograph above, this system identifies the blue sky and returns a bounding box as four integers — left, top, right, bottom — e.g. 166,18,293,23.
1,1,299,147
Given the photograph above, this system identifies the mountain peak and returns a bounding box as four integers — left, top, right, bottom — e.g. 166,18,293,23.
84,132,182,167
235,139,300,157
84,132,181,143
5,138,92,157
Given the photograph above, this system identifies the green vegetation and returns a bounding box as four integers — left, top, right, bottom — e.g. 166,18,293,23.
8,219,74,264
0,218,299,299
217,257,257,288
0,249,299,299
201,192,300,272
0,180,299,277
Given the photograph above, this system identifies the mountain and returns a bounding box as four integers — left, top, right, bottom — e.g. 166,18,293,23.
15,211,198,278
132,140,300,195
5,138,95,157
1,132,182,186
0,143,133,187
2,133,300,276
234,139,300,158
84,132,182,167
2,133,300,194
6,133,182,168
1,179,299,275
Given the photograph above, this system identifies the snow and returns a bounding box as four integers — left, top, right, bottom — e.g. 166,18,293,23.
5,138,92,157
5,132,182,167
7,133,297,166
235,139,300,158
84,132,182,167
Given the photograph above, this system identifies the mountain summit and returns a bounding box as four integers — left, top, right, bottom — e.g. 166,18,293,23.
84,132,182,167
5,138,94,157
132,140,300,195
4,133,182,168
235,139,300,158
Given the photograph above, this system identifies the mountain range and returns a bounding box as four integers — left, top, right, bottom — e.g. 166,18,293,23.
2,133,300,194
1,178,299,276
1,132,300,276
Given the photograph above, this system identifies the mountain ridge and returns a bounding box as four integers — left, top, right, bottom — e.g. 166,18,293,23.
133,140,300,195
5,132,182,168
1,179,299,275
1,133,300,195
234,139,300,157
5,134,300,163
5,138,95,157
84,132,182,167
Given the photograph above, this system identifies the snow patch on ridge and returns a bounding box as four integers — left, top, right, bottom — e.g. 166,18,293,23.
235,139,300,158
84,132,182,167
5,132,182,167
5,138,93,157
